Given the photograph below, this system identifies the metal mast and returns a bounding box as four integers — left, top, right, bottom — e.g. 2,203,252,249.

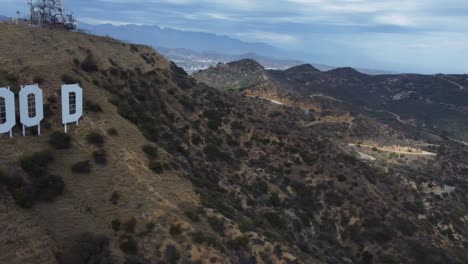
27,0,76,30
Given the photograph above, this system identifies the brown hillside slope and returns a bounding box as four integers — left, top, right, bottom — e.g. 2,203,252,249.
0,25,204,263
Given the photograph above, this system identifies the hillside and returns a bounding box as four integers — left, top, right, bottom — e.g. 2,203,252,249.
194,59,468,262
0,25,468,264
195,61,468,141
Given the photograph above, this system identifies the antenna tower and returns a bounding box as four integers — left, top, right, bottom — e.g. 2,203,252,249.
27,0,76,30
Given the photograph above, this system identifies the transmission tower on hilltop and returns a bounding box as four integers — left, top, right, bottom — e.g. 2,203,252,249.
27,0,76,30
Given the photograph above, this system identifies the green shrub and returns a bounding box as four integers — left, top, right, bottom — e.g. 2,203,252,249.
192,231,206,243
112,219,121,231
300,152,318,166
86,131,105,146
404,200,426,214
164,245,180,264
149,161,163,174
268,192,281,207
72,57,80,66
110,191,120,205
71,161,91,174
85,100,103,112
58,233,112,263
231,121,245,130
140,53,155,64
142,145,158,159
191,231,218,246
130,44,139,52
16,151,64,207
238,219,253,233
12,187,34,208
81,54,99,72
264,212,287,230
203,144,231,162
324,191,344,207
251,178,269,195
119,235,138,254
203,109,224,130
124,217,137,233
207,216,224,235
146,222,155,232
184,209,201,222
269,111,282,118
49,131,72,149
62,74,81,85
395,217,418,236
20,150,54,178
93,150,107,165
178,95,195,111
34,174,65,202
227,236,250,250
169,224,182,236
33,76,45,85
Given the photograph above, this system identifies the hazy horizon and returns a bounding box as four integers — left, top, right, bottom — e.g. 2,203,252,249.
2,0,468,74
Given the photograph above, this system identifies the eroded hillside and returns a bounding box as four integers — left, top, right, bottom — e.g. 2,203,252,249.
194,60,468,262
0,25,467,264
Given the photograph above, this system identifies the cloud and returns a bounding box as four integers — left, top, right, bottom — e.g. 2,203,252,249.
374,14,415,27
235,31,299,46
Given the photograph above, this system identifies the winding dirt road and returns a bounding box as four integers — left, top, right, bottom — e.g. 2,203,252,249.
437,75,464,90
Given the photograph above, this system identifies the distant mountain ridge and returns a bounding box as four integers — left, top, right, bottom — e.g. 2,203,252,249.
78,22,395,75
78,23,285,57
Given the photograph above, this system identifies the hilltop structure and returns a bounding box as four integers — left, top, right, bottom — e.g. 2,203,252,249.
27,0,76,30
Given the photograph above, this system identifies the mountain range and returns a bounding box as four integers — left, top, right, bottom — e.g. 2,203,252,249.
194,59,468,141
78,23,285,57
79,22,394,75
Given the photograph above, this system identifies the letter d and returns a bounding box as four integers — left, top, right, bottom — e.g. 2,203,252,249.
61,84,83,133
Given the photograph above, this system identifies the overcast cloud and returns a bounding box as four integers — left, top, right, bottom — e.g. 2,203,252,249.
2,0,468,73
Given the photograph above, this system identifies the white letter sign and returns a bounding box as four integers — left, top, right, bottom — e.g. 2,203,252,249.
61,84,83,133
0,87,16,137
19,84,44,136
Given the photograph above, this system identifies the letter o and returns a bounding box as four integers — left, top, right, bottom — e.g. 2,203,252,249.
0,87,16,135
19,84,44,128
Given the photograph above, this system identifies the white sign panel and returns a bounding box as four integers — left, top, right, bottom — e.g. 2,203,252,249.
61,84,83,133
19,84,44,135
0,87,16,137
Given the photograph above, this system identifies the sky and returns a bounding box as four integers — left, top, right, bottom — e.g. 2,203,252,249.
2,0,468,73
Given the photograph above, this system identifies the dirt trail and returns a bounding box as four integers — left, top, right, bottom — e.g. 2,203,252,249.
448,137,468,146
437,75,464,90
348,143,437,156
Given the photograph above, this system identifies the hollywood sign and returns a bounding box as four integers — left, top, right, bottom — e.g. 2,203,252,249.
0,84,83,137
